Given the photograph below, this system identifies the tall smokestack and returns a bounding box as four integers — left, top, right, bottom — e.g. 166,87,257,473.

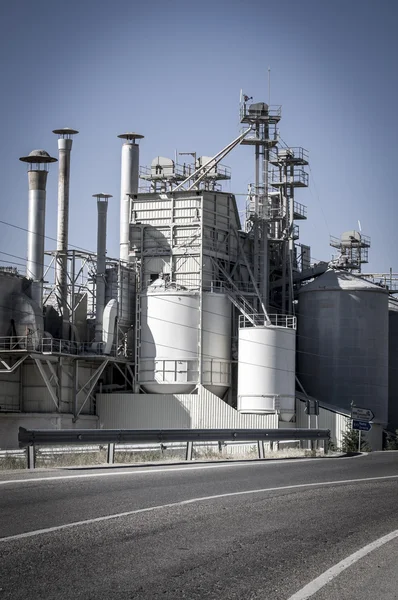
19,149,57,308
53,127,79,339
93,193,112,344
118,133,144,263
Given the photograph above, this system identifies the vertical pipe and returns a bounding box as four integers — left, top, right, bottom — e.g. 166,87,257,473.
118,133,144,263
20,151,57,309
27,171,48,307
53,129,78,339
261,119,269,309
288,164,295,313
93,194,112,343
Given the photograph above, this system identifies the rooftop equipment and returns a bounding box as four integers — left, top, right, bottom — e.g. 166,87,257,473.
329,230,371,272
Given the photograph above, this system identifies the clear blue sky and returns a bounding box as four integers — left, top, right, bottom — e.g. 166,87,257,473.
0,0,397,275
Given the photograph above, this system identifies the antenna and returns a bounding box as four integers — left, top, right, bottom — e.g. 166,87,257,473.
239,89,243,104
268,67,271,105
358,220,362,232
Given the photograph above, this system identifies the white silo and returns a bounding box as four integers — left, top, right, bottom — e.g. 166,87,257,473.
297,269,389,425
138,283,231,396
237,315,296,421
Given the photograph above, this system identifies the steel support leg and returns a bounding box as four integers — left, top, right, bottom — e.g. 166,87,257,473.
257,440,265,459
185,441,193,461
107,443,115,465
27,445,35,470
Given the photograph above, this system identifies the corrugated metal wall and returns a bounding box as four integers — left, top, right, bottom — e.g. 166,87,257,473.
97,387,278,430
296,397,350,449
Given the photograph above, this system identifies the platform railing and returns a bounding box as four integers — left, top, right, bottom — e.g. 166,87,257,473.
239,314,297,329
0,336,116,357
18,427,331,469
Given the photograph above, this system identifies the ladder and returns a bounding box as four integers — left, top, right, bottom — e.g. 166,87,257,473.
210,257,261,326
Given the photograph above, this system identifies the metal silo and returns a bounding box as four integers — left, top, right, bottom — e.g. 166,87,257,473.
237,315,296,421
138,285,231,396
388,298,398,431
297,269,388,424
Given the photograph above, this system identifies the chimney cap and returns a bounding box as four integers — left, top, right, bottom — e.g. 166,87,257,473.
52,128,79,136
117,132,144,142
19,149,57,164
92,193,113,199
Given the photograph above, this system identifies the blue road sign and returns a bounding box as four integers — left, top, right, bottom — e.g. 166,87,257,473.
352,419,372,432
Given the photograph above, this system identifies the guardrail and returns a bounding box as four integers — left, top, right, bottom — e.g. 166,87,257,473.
18,427,331,469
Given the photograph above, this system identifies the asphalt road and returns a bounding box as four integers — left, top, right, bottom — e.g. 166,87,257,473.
1,453,398,599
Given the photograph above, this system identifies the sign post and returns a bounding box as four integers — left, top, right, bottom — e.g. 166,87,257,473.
351,405,373,452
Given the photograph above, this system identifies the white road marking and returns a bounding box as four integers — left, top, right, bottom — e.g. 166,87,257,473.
0,457,323,486
287,529,398,599
0,454,364,486
1,474,397,543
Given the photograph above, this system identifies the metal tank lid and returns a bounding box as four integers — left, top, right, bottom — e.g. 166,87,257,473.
299,268,388,294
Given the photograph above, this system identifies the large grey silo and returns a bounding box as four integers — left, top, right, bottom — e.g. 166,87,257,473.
118,132,144,263
388,298,398,431
297,269,389,424
19,150,57,308
53,127,79,338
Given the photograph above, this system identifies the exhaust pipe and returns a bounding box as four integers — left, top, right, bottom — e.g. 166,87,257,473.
53,127,79,338
19,149,57,308
118,133,144,263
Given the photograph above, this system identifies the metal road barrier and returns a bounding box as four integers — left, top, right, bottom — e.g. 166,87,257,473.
18,427,331,469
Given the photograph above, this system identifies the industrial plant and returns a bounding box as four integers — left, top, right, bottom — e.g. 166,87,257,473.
0,96,396,451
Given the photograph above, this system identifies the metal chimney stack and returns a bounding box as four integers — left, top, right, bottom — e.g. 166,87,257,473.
118,133,144,263
53,128,79,338
93,193,112,343
19,150,57,308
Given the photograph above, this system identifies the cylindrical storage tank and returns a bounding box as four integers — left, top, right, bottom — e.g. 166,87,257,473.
139,290,199,393
388,298,398,431
138,288,231,396
201,292,231,397
297,269,388,424
237,316,296,420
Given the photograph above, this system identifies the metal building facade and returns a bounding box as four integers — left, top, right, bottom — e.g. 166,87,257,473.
97,387,278,430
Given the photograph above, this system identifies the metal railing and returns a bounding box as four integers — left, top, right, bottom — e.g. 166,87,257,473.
18,426,331,469
0,336,117,357
239,314,297,329
269,147,309,165
270,168,309,188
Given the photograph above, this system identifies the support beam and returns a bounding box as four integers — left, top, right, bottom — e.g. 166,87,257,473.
0,355,27,373
33,358,60,410
74,359,109,420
